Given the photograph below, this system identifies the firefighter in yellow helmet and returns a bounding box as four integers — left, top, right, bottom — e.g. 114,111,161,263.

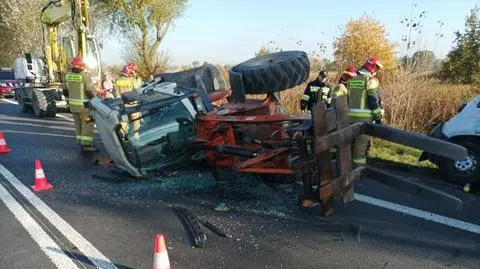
64,56,99,152
114,65,134,97
347,56,384,168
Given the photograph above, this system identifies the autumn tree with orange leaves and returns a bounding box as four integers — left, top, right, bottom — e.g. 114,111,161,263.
333,15,398,72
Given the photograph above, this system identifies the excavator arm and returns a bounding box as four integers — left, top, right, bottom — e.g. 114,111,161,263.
40,0,101,84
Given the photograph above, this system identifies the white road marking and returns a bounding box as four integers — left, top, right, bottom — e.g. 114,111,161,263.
0,120,75,131
0,115,73,126
0,99,74,122
0,183,80,269
2,130,75,138
355,193,480,235
56,114,74,122
0,164,119,269
0,98,19,105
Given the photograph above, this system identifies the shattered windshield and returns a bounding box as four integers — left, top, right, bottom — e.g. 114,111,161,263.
123,100,196,173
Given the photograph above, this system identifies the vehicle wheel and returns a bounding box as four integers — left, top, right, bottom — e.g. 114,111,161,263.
229,50,310,95
15,89,30,112
439,141,480,184
43,90,57,117
32,90,48,118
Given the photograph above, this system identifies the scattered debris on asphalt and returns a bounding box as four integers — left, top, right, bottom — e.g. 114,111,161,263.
173,206,207,248
202,220,232,238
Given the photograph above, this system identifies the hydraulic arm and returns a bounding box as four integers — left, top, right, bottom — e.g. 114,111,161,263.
40,0,100,85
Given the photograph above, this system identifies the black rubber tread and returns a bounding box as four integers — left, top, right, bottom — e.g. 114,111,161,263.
32,89,48,118
43,90,58,117
440,141,480,184
15,88,30,112
229,51,310,95
206,64,227,91
173,207,207,248
158,63,227,93
31,89,57,118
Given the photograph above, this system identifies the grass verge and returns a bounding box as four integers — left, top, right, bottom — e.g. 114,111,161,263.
369,138,437,169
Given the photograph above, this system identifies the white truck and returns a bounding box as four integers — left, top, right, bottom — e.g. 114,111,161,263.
419,95,480,184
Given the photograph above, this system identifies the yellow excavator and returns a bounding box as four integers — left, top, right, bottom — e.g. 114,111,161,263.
14,0,101,117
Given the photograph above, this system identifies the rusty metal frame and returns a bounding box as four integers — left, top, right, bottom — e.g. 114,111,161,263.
192,93,466,217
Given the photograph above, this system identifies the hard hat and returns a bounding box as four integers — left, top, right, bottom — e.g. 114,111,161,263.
121,65,131,77
71,56,85,70
127,62,137,71
318,70,328,79
342,66,357,77
362,56,383,74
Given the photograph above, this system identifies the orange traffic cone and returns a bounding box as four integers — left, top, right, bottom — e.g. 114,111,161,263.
152,234,171,269
31,160,53,192
0,132,10,154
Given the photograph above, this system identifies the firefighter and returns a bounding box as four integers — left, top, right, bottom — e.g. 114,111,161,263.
114,65,134,97
347,56,384,168
300,70,331,112
127,62,143,91
326,66,358,163
65,56,98,152
115,64,142,140
331,66,358,97
100,73,114,99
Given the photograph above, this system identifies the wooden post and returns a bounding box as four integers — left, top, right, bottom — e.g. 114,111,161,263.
334,96,354,204
297,137,312,205
312,103,334,216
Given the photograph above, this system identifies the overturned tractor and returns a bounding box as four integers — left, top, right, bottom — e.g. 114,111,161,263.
90,51,467,215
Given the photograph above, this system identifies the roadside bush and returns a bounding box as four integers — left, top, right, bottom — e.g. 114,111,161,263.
381,71,477,133
277,71,477,134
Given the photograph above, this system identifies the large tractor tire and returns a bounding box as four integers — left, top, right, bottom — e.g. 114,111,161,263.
32,89,57,118
229,51,310,96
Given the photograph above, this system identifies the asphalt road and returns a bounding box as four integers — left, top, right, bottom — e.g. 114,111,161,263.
0,98,479,269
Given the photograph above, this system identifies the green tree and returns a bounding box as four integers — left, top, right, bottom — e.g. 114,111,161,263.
96,0,187,79
401,50,438,72
441,6,480,84
0,0,49,65
333,15,398,71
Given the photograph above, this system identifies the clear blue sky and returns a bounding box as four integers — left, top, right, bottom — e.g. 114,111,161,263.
100,0,478,66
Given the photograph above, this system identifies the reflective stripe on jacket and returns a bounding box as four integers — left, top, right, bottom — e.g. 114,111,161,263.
347,75,382,120
65,72,89,107
115,77,134,96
